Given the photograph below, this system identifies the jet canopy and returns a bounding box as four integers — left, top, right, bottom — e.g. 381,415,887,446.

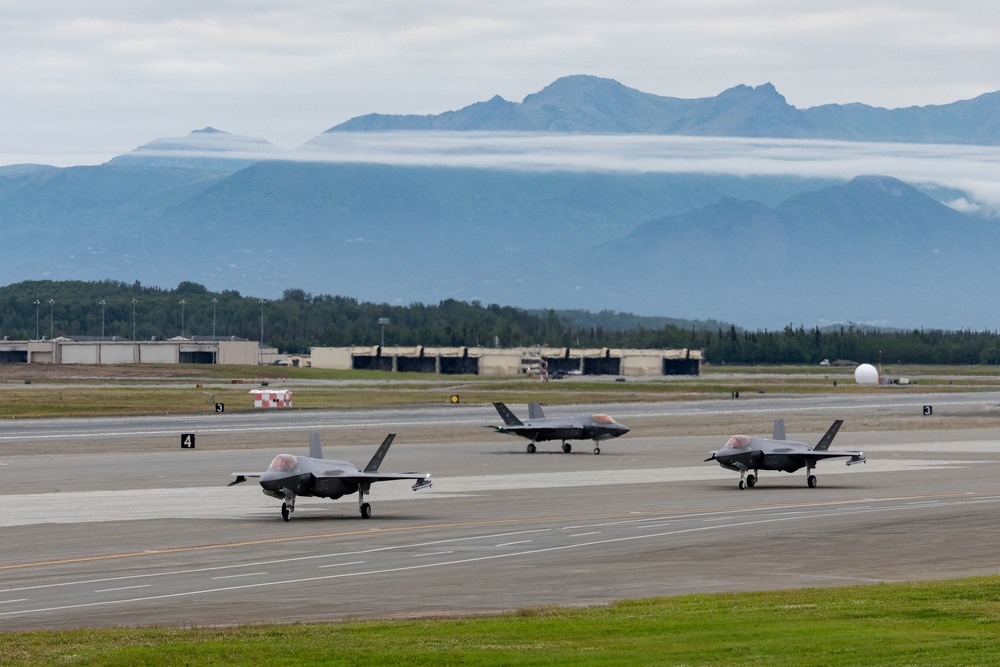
724,435,752,449
268,454,298,471
591,414,617,424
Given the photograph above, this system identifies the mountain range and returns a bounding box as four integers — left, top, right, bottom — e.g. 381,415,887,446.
329,75,1000,144
3,75,1000,330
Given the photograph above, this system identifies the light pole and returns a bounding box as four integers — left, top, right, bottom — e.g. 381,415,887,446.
33,300,40,340
100,299,106,338
131,299,137,340
378,318,390,348
48,299,54,340
179,299,186,337
259,300,265,346
212,297,219,364
258,299,265,365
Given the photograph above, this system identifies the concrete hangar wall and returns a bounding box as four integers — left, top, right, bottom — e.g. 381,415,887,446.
1,337,260,365
310,346,702,377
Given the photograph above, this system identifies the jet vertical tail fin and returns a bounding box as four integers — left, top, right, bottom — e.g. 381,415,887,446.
309,432,323,459
364,433,396,472
772,419,786,441
527,402,545,420
813,420,844,451
493,402,524,426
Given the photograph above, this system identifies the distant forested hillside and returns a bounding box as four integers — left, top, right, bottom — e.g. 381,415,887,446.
2,281,1000,365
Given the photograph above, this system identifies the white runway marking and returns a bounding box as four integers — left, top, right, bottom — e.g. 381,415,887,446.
0,459,971,527
94,585,150,593
0,502,946,621
414,551,453,557
319,561,365,569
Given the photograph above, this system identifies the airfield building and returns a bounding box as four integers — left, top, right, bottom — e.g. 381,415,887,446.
310,346,701,377
0,337,701,377
0,336,260,365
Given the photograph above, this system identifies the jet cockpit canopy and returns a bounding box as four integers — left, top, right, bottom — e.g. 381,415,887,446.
591,414,617,424
268,454,298,471
724,435,752,449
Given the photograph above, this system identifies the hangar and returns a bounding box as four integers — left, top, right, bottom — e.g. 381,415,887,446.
0,337,701,376
0,336,260,365
310,346,702,377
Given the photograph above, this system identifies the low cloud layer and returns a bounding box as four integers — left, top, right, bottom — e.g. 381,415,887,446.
130,131,1000,215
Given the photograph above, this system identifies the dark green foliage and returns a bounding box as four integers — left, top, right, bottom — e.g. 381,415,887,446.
1,280,1000,363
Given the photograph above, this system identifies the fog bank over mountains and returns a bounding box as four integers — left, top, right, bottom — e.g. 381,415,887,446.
5,76,1000,330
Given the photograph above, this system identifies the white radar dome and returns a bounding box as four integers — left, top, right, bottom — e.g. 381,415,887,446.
854,363,879,385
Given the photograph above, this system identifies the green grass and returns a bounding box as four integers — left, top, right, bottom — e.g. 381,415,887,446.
4,577,1000,665
1,363,999,418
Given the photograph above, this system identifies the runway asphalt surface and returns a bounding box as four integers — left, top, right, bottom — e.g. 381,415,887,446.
2,391,1000,630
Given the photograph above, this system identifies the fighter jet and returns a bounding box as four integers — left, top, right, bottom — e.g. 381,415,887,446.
489,401,629,454
229,432,432,521
704,419,865,489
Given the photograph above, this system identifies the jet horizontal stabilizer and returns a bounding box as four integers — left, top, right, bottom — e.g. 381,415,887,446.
846,455,867,466
412,478,433,492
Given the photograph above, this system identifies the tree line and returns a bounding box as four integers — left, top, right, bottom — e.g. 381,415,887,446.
0,280,999,365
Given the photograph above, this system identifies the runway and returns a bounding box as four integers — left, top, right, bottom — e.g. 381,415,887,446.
2,393,1000,630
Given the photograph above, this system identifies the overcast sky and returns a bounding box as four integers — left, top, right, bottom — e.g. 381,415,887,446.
1,1,997,167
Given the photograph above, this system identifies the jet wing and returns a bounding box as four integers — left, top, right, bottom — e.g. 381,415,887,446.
791,450,867,465
490,425,541,439
323,471,433,491
228,472,263,486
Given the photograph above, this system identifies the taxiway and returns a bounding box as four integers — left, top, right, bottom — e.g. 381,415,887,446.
2,392,1000,630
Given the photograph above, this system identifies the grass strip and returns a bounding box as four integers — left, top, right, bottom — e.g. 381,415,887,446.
0,364,995,419
3,577,1000,666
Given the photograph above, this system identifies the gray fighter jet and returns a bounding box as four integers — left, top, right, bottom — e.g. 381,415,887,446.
704,419,866,489
229,432,432,521
489,401,630,454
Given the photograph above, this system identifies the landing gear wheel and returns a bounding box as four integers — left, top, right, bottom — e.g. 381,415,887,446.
746,474,756,488
807,474,817,488
281,502,291,522
360,502,372,519
593,447,601,455
562,443,572,453
527,443,536,454
739,479,746,490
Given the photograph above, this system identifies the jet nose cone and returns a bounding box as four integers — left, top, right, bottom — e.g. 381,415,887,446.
259,470,283,491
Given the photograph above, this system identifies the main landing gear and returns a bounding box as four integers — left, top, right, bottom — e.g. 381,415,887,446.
278,489,375,521
806,462,818,488
359,487,372,519
525,441,600,454
736,469,819,489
